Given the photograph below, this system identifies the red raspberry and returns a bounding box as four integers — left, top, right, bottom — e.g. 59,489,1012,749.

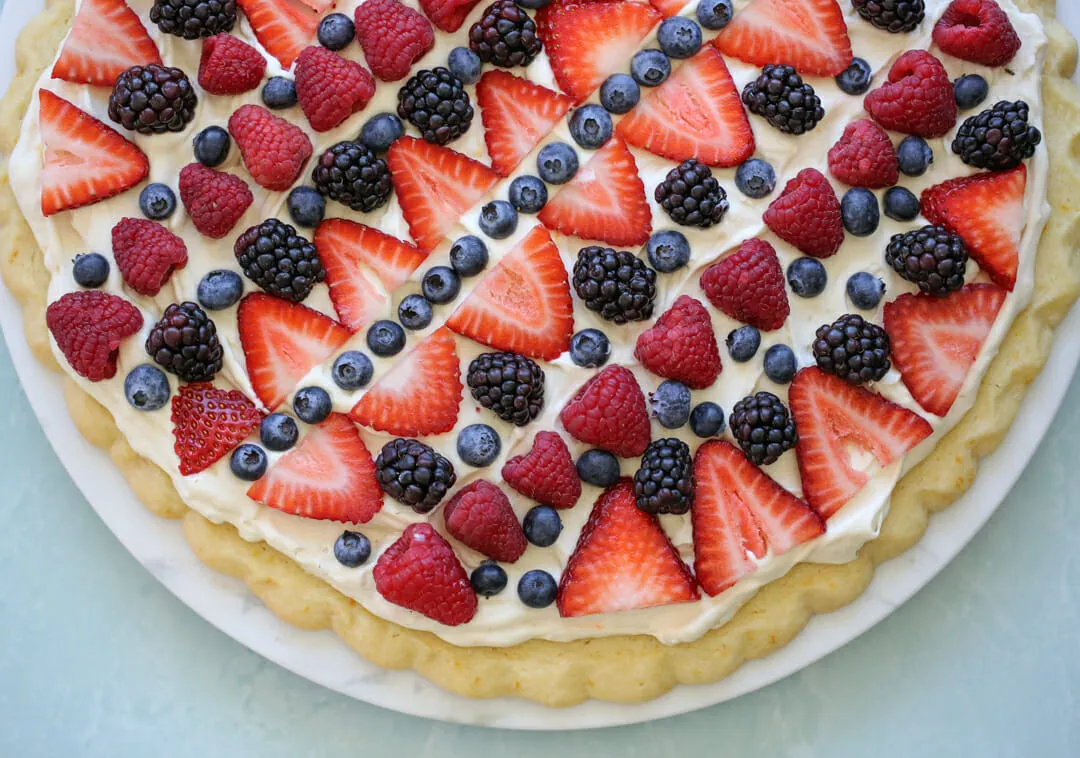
294,46,376,133
933,0,1020,68
827,119,899,189
762,168,844,259
559,366,651,459
373,523,477,626
46,291,143,381
228,104,313,191
355,0,435,82
171,383,263,476
864,50,957,138
179,163,253,239
634,295,722,388
501,431,581,510
111,217,188,296
442,480,527,562
198,34,266,95
700,239,790,332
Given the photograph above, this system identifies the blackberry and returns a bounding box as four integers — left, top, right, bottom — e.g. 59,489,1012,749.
145,302,223,383
654,159,729,229
468,0,542,68
374,439,456,513
397,67,474,146
885,225,968,296
311,141,392,213
466,352,545,426
951,100,1042,172
633,438,693,515
150,0,237,39
812,314,891,385
234,219,326,303
742,64,824,135
572,246,657,324
851,0,925,33
730,391,797,466
109,64,197,135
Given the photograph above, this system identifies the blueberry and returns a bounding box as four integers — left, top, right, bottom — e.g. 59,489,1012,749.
260,413,299,451
576,449,621,487
841,188,880,237
897,136,934,177
124,364,170,411
398,293,434,330
367,320,407,357
599,73,640,114
332,350,374,390
631,49,671,87
569,104,613,149
262,76,297,109
523,505,563,547
471,561,508,597
508,175,548,214
883,186,920,222
646,230,690,273
72,253,109,288
764,343,797,384
139,183,176,220
230,444,268,481
536,142,579,184
286,186,326,228
569,328,611,368
846,272,886,310
787,257,828,298
193,125,230,167
318,12,355,50
726,325,761,362
657,17,702,59
421,265,462,304
690,401,726,438
835,57,873,96
448,46,482,85
478,200,518,239
359,113,404,153
735,158,777,199
294,386,333,424
457,423,501,467
696,0,733,30
334,531,372,568
518,569,558,608
650,379,691,429
954,74,989,111
449,235,489,276
197,269,244,310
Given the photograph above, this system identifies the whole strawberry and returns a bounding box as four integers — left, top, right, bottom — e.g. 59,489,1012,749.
46,291,143,381
864,50,957,138
198,34,266,95
111,217,188,296
559,366,651,458
443,479,527,562
179,163,253,239
635,295,722,388
762,168,844,259
228,104,313,191
502,431,581,510
355,0,435,82
374,523,478,626
933,0,1020,68
294,46,376,132
827,119,899,189
700,239,790,331
171,382,262,476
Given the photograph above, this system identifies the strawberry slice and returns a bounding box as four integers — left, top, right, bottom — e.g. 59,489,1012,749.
248,414,384,523
38,90,149,217
536,0,662,102
349,327,463,436
387,136,499,254
51,0,161,87
537,136,651,246
616,47,754,168
921,165,1026,291
172,383,263,476
692,440,825,596
295,0,336,10
714,0,853,77
648,0,687,17
789,367,933,519
237,293,351,410
476,70,573,177
884,284,1006,418
446,225,573,361
236,0,319,69
557,480,699,618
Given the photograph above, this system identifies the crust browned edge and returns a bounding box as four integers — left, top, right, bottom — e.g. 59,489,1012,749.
2,0,1078,708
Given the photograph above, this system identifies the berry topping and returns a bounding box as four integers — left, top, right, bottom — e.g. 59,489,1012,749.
835,57,873,96
234,219,325,303
466,351,546,426
846,272,886,310
730,391,797,466
397,67,474,146
646,230,690,273
146,302,223,384
735,158,776,199
359,113,405,154
502,430,581,509
508,175,548,214
658,16,702,59
812,313,891,385
841,188,881,237
477,200,519,238
375,438,457,511
700,238,789,331
471,561,508,596
399,294,434,331
353,0,434,81
884,187,921,222
287,187,326,229
53,0,162,87
523,505,563,547
690,401,726,438
933,0,1020,67
46,291,143,382
576,449,621,488
170,382,261,476
536,142,579,185
696,0,733,30
599,73,640,114
332,351,374,391
897,136,934,177
449,235,489,277
864,50,957,138
109,64,197,135
828,119,899,189
179,163,253,240
714,0,853,77
230,444,268,481
152,0,237,39
469,0,542,68
419,0,483,32
198,34,266,95
448,46,482,84
786,257,827,298
763,343,797,384
477,70,573,177
421,265,461,305
111,217,188,297
634,438,693,514
193,126,231,167
569,104,613,150
444,480,527,562
139,184,177,221
742,64,824,135
457,423,501,467
236,0,320,69
519,569,558,608
635,295,722,389
374,523,476,625
650,379,691,429
293,386,333,425
630,49,671,87
885,225,969,297
852,0,924,32
953,74,990,111
72,253,110,290
295,46,376,133
763,168,844,259
229,104,314,192
125,364,171,412
656,159,729,228
951,101,1041,173
260,412,299,451
318,12,356,50
569,328,611,369
261,76,298,109
335,531,372,567
367,320,407,356
572,245,657,324
727,325,761,363
559,366,651,458
312,141,392,213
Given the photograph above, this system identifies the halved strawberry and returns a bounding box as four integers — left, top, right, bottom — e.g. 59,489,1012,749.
236,0,319,69
921,165,1026,291
349,327,463,436
172,383,263,476
616,47,754,168
387,136,499,254
38,90,149,217
884,284,1006,418
537,136,651,246
536,0,661,101
692,440,825,596
446,225,573,360
714,0,853,77
237,293,351,410
51,0,161,87
248,414,384,523
476,70,573,177
789,367,933,519
557,480,699,618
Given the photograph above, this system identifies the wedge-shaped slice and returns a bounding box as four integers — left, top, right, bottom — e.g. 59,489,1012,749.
477,70,573,177
171,383,263,476
714,0,853,77
51,0,161,86
237,0,319,69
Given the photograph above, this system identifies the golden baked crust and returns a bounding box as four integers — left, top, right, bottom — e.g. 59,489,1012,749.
3,0,1078,707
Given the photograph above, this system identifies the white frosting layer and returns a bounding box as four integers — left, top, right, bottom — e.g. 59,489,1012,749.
7,0,1049,646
